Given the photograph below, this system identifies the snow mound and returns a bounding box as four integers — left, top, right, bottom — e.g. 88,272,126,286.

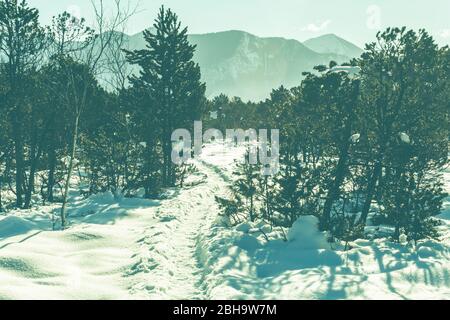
287,215,330,250
328,65,361,77
88,191,116,203
349,133,360,143
399,132,411,144
235,222,252,233
0,216,37,239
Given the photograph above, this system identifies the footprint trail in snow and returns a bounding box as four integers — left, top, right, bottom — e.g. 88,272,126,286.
129,159,229,299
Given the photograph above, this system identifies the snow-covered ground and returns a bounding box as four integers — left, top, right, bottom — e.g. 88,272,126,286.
0,143,449,300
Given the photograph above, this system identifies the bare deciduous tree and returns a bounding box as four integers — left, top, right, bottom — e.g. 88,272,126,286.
57,0,136,229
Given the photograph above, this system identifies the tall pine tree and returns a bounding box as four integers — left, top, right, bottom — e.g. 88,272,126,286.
125,6,205,188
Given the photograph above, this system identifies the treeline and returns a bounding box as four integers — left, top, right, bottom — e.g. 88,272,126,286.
0,1,204,228
213,28,449,243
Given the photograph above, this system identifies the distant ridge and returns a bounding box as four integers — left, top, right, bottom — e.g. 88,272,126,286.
116,30,362,101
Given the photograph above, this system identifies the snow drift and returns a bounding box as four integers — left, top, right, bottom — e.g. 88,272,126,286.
0,143,449,300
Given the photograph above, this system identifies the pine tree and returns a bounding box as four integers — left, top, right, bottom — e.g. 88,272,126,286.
215,149,260,224
125,6,205,188
299,64,363,230
0,0,45,207
358,28,448,228
232,150,260,222
257,173,276,227
272,160,303,227
0,64,9,211
215,195,243,225
120,83,162,198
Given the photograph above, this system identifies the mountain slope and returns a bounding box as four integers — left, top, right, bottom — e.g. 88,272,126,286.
186,30,350,101
303,34,363,59
119,30,357,101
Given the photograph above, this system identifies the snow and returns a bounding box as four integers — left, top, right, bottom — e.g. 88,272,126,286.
287,216,330,250
399,132,411,144
198,221,450,299
328,65,361,78
349,133,360,144
0,142,449,300
399,233,408,245
210,111,218,120
0,194,160,299
0,216,38,239
127,163,223,299
439,169,450,220
61,156,79,167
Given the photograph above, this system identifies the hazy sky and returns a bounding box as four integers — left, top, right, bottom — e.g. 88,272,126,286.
29,0,450,47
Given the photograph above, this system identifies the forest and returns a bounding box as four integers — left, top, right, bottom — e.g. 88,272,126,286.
0,0,449,300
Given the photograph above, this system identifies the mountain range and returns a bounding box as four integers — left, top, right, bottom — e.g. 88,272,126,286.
119,30,363,101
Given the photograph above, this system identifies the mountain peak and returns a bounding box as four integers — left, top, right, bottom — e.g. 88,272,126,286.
303,34,363,58
315,33,341,39
194,29,255,37
114,29,361,101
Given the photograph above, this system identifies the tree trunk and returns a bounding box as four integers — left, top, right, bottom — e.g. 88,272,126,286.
359,160,383,226
321,96,357,230
0,154,4,212
60,113,80,229
24,129,41,209
163,137,174,187
144,141,154,199
47,146,57,202
0,179,3,212
24,151,37,209
321,141,351,230
12,112,24,208
250,195,254,222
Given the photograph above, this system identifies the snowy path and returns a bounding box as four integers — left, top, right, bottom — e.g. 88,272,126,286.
128,159,229,299
0,143,242,300
1,144,449,299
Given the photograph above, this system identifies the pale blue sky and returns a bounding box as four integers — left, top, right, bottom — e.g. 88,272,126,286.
29,0,450,47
